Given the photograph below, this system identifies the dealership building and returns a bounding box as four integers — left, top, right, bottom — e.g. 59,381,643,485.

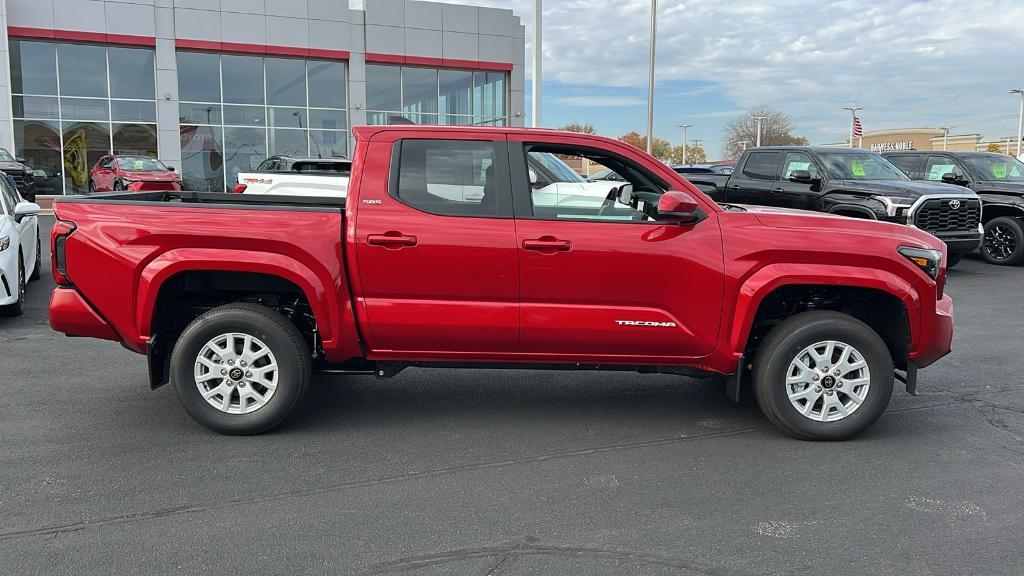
829,128,1022,155
0,0,526,194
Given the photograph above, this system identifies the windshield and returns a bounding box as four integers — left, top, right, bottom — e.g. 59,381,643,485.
0,149,13,162
118,156,168,172
532,152,585,183
960,154,1024,182
818,152,909,181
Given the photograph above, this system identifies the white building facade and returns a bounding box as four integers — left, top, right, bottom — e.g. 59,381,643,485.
0,0,525,194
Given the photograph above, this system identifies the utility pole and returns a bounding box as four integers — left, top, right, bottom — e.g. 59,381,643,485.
739,140,750,151
531,0,542,127
1012,89,1024,158
645,0,658,154
677,123,691,164
940,127,949,151
1006,137,1013,155
753,115,767,147
842,106,863,148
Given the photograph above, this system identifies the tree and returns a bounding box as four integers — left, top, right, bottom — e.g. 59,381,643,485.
618,131,674,161
986,143,1002,153
722,106,808,160
559,122,598,135
669,145,707,164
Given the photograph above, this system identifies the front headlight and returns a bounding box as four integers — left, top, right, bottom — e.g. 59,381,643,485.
898,246,942,279
877,196,916,218
0,236,9,252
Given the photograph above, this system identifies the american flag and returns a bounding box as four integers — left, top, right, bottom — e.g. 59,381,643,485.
853,116,863,138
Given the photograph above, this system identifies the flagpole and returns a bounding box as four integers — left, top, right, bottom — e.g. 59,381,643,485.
843,106,862,148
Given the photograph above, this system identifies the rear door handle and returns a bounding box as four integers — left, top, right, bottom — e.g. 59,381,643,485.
772,187,784,193
367,232,418,248
523,237,572,252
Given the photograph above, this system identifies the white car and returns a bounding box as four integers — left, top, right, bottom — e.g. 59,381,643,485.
235,156,350,198
0,176,41,316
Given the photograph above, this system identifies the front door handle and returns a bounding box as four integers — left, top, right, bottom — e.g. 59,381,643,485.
772,187,784,193
367,232,418,248
523,237,572,252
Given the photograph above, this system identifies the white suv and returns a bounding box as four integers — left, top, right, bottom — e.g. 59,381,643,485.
0,176,41,316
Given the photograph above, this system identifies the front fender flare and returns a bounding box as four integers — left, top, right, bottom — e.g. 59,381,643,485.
727,263,920,357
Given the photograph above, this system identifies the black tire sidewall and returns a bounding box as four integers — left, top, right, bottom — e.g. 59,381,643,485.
171,306,309,434
755,313,894,440
946,252,964,268
981,217,1024,266
30,234,41,281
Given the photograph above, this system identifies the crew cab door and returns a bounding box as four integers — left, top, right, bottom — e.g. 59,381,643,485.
352,133,519,355
508,138,725,360
724,151,782,206
773,151,823,210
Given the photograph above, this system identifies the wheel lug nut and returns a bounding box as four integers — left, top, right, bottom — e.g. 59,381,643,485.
239,382,247,388
826,390,834,396
813,375,820,381
228,360,235,366
240,361,247,367
834,369,841,376
245,371,252,377
837,382,844,388
815,387,822,393
220,369,227,375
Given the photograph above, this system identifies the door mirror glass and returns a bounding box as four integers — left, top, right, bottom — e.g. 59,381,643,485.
789,169,813,183
616,183,634,204
657,190,701,223
528,168,538,185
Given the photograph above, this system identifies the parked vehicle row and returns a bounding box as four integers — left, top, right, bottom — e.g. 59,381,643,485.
50,126,954,441
682,146,983,266
883,151,1024,266
0,176,41,316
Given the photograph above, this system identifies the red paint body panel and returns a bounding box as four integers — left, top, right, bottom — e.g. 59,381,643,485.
49,125,954,378
49,288,119,341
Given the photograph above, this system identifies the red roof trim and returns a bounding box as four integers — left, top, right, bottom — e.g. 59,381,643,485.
366,53,513,72
8,26,156,47
177,39,349,60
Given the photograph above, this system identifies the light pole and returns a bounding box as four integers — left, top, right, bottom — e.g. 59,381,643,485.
842,106,862,148
739,140,751,151
940,127,949,151
1006,137,1013,155
645,0,658,155
753,116,767,147
531,0,542,127
1012,89,1024,158
677,123,691,164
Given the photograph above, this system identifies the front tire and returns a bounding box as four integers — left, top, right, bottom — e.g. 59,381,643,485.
981,216,1024,266
946,252,964,268
753,311,894,440
29,234,41,281
0,256,25,317
170,303,311,435
113,181,124,191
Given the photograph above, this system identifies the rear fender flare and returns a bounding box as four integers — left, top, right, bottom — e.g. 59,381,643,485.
136,248,339,347
727,263,920,357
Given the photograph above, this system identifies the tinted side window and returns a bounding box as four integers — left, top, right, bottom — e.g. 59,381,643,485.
1,180,19,214
886,155,921,177
925,156,960,181
782,152,817,179
396,139,499,217
742,152,781,180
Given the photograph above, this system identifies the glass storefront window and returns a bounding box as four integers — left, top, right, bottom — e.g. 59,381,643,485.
9,40,157,194
9,41,57,95
180,125,224,192
57,44,108,98
177,53,348,191
365,64,507,126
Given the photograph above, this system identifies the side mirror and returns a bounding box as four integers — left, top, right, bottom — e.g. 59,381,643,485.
16,157,26,164
617,183,634,204
167,166,176,172
657,190,701,224
789,169,813,182
528,168,539,186
941,172,962,184
14,201,40,223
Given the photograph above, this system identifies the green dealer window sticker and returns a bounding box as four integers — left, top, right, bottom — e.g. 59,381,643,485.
133,160,144,170
784,162,811,178
992,164,1007,179
851,162,866,177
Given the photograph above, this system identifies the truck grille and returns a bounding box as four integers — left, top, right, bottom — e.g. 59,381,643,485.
7,172,24,186
913,198,981,233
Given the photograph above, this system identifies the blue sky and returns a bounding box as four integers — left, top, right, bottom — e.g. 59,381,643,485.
364,0,1024,158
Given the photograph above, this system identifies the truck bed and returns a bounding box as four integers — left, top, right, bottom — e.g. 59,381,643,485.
58,190,346,210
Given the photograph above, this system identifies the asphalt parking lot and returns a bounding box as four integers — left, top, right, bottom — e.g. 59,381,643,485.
1,216,1023,576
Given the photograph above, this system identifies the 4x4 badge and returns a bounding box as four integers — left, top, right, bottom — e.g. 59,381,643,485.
949,199,961,209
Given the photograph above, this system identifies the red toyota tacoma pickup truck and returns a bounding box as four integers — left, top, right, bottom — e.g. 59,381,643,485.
48,126,954,440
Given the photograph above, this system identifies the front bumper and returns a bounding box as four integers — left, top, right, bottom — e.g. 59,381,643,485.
934,226,983,256
910,293,954,369
0,246,19,306
126,181,182,192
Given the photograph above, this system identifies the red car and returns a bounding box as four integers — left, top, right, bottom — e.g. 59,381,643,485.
50,125,954,440
88,155,182,193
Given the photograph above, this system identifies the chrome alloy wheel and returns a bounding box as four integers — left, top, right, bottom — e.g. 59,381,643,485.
785,340,870,422
194,332,279,415
984,223,1018,261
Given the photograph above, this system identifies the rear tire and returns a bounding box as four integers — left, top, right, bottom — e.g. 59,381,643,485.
170,303,311,435
113,181,124,191
980,216,1024,266
753,311,893,440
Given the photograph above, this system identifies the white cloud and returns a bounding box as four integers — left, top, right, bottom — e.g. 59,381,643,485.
551,95,647,107
407,0,1024,143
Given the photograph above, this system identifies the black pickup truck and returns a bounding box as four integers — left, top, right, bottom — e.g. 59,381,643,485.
884,151,1024,266
685,146,982,266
